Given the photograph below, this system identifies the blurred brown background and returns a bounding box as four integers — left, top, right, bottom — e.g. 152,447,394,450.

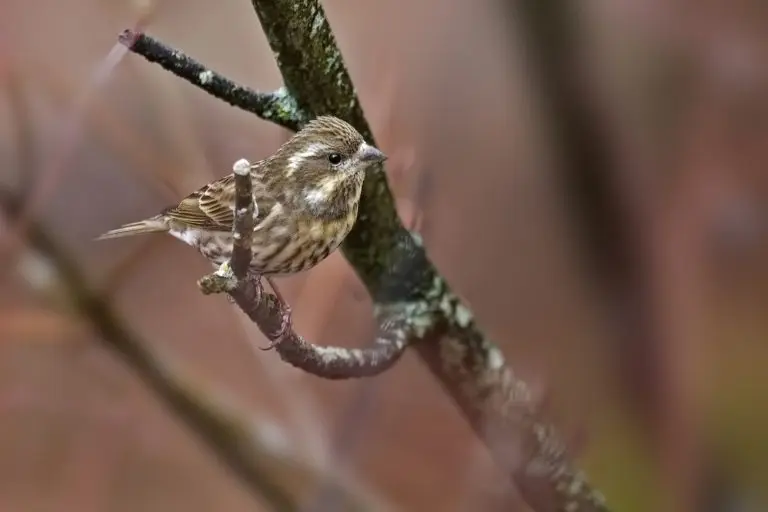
1,0,767,510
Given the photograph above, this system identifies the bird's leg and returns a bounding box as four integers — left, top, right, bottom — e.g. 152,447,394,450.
259,276,293,350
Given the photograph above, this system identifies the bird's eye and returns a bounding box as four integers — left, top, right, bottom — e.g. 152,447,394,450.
328,153,342,165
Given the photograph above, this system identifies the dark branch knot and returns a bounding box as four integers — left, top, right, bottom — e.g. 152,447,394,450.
197,262,240,294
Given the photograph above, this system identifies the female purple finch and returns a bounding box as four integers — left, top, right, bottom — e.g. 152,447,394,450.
97,116,386,342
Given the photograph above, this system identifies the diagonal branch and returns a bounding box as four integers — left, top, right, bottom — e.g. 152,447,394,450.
248,2,610,511
118,29,307,132
196,159,409,379
0,190,375,511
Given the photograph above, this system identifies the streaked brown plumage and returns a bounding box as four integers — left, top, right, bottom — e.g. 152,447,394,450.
97,116,386,277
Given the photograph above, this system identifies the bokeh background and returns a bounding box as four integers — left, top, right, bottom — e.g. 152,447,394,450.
1,0,767,510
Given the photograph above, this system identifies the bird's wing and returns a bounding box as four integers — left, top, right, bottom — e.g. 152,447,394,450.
162,173,274,231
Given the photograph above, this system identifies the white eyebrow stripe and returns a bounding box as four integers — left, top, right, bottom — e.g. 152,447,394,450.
286,142,328,176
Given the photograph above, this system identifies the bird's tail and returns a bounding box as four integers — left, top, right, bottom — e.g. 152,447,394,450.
95,216,168,240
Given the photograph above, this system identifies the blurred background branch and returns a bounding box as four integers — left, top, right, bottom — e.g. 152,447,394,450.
506,1,736,510
0,191,371,512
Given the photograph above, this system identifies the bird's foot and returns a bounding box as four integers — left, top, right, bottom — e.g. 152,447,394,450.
258,276,292,351
259,302,293,351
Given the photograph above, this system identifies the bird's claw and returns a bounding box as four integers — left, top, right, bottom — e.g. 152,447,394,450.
259,303,293,350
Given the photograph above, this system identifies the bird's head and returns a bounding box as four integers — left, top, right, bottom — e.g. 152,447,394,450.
268,116,387,218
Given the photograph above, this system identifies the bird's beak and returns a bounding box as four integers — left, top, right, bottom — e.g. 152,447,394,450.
358,143,387,165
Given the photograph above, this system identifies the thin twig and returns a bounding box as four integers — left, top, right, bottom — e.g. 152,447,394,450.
118,29,307,132
196,159,410,379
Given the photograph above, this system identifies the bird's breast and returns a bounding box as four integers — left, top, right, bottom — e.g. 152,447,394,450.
168,205,359,276
302,217,349,241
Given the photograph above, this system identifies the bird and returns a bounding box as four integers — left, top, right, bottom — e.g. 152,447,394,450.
97,115,386,347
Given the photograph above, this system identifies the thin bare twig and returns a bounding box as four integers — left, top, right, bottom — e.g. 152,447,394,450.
196,160,410,379
118,29,307,132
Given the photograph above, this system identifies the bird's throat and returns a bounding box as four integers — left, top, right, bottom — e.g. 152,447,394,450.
301,174,362,220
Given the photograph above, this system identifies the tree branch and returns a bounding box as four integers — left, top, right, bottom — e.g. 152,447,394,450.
118,29,307,132
113,2,611,509
249,1,609,510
